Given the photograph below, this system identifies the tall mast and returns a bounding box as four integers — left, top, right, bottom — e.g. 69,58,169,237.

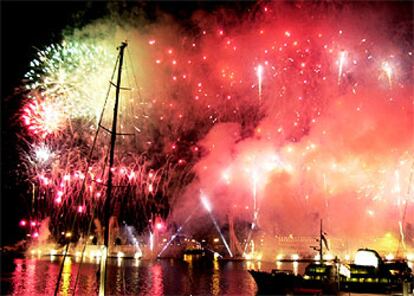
99,41,127,296
103,41,127,248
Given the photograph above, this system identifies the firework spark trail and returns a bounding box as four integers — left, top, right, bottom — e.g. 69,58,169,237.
16,2,414,251
337,50,347,84
200,192,233,257
381,61,393,89
157,206,199,257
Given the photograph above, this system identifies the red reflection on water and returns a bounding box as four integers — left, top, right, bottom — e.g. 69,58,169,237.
9,257,99,296
5,256,259,295
150,263,164,296
11,258,61,295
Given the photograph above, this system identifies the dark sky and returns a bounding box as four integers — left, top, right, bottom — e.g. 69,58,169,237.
0,0,255,246
1,1,102,245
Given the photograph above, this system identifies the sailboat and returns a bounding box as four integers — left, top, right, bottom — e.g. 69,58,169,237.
98,40,127,296
52,41,146,296
87,40,161,293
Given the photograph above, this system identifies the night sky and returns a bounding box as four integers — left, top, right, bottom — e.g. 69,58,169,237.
1,1,413,246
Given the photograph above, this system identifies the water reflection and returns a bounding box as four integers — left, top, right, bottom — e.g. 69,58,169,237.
61,257,72,295
292,261,299,275
1,255,309,295
150,263,164,296
211,259,220,296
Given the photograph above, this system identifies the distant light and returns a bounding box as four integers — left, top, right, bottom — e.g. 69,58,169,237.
65,232,72,238
291,254,300,261
90,250,102,258
354,250,379,267
117,251,125,258
213,238,220,243
339,264,351,278
244,253,252,260
19,220,27,227
134,251,142,259
385,253,394,261
33,232,39,238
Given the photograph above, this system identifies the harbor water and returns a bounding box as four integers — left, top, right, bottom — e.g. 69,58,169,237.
2,254,290,295
2,254,411,295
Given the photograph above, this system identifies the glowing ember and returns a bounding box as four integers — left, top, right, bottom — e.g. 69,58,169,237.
155,222,164,231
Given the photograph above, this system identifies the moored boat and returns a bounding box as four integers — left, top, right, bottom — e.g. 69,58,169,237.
340,248,413,294
248,221,414,295
249,249,413,295
249,220,340,295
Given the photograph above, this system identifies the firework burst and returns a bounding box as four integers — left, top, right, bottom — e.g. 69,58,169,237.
15,2,413,253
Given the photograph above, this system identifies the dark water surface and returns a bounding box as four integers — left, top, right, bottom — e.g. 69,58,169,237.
1,255,305,295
